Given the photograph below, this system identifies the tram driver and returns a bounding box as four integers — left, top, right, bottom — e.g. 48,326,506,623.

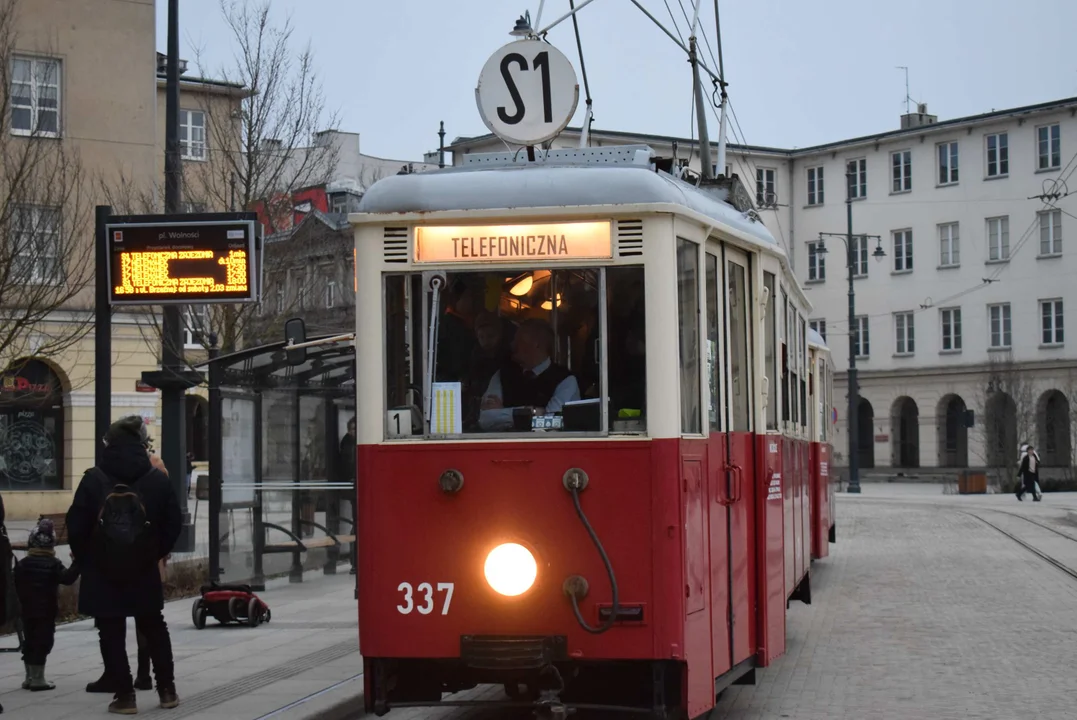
478,318,580,431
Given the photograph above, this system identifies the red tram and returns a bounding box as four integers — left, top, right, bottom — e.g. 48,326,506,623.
352,145,837,718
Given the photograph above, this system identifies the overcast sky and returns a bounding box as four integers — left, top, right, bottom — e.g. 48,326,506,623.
157,1,1077,160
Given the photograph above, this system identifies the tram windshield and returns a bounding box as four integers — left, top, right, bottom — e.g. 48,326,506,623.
383,266,646,438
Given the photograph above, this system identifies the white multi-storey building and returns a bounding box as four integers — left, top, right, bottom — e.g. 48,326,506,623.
447,97,1077,476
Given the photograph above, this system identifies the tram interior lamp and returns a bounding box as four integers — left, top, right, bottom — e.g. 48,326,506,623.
510,11,532,37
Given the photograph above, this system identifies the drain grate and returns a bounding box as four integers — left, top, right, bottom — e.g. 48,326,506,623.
137,640,360,718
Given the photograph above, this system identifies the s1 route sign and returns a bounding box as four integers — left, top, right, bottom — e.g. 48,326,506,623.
475,39,579,147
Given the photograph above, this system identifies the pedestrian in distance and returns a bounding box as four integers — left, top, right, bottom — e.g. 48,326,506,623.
65,416,182,715
13,517,80,691
1016,443,1042,502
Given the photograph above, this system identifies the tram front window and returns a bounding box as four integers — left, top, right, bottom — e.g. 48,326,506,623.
383,266,646,438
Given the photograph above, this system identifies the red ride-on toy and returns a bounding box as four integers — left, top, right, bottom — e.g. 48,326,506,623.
191,582,271,628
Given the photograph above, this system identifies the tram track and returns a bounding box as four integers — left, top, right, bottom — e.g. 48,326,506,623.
957,509,1077,584
843,493,1077,585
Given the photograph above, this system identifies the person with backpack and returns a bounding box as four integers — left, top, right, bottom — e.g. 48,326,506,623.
65,416,182,714
13,517,80,691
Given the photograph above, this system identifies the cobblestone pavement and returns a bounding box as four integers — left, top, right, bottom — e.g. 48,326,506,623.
385,491,1077,720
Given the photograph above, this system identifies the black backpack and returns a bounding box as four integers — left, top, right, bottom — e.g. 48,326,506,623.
92,469,158,583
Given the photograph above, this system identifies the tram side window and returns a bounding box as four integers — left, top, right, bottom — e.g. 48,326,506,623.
677,239,702,434
784,286,792,424
727,260,751,432
706,254,721,430
764,272,778,430
607,267,647,430
799,317,808,431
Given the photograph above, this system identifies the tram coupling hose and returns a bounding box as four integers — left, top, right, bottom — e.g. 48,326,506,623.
562,468,619,634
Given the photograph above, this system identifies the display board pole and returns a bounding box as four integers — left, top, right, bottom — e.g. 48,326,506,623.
207,339,221,583
94,206,112,465
162,0,193,551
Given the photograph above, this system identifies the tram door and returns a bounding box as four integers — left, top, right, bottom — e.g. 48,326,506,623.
722,246,755,668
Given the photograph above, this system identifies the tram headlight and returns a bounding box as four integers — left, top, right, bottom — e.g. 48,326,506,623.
483,543,537,596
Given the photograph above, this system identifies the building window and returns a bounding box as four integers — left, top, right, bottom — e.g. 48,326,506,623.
1037,123,1061,171
891,150,911,192
807,241,825,281
989,303,1011,349
986,133,1008,177
809,319,826,341
894,312,914,355
183,306,210,349
987,216,1010,261
807,166,824,205
712,163,732,177
180,109,207,161
1041,299,1064,345
1039,209,1062,256
941,307,962,351
289,267,307,309
846,158,866,199
852,315,869,357
937,141,959,185
849,234,868,277
756,167,776,206
892,229,913,271
330,194,350,213
939,222,959,267
12,206,62,284
11,56,60,136
182,202,206,214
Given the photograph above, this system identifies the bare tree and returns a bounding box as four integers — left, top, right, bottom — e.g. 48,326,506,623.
186,0,340,222
0,0,92,370
101,0,341,358
973,353,1036,491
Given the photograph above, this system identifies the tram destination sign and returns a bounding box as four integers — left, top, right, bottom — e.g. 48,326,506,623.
414,221,612,264
106,217,260,306
475,39,579,147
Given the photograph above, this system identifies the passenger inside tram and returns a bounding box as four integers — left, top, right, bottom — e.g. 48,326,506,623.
384,265,646,436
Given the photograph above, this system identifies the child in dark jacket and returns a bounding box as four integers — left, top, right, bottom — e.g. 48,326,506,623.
13,518,80,691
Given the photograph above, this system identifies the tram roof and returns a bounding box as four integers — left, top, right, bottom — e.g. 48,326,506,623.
807,328,828,350
353,162,779,250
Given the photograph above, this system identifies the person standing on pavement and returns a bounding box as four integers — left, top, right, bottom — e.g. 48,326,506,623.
13,517,80,691
1016,443,1042,501
65,416,182,714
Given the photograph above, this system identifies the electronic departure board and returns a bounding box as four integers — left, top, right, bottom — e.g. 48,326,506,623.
106,219,260,306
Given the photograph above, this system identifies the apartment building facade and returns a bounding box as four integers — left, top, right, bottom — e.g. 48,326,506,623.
0,0,242,518
446,97,1077,474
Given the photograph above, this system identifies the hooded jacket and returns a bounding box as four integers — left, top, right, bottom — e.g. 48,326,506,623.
65,437,182,618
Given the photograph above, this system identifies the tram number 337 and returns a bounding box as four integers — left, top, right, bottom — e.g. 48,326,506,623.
397,582,454,615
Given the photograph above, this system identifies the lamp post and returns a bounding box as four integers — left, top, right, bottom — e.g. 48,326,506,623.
816,169,885,494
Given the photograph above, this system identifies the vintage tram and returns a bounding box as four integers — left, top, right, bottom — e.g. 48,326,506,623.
351,145,836,718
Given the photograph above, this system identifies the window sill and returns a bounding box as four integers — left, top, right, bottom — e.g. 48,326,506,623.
936,181,959,188
1037,253,1062,260
803,203,824,209
939,349,962,355
937,264,960,270
985,258,1010,265
10,128,61,140
988,346,1012,353
892,352,914,358
854,355,870,361
891,268,913,276
805,278,826,285
849,196,867,203
890,189,912,196
852,274,869,280
1039,343,1064,350
182,155,208,163
984,173,1009,181
1035,167,1062,175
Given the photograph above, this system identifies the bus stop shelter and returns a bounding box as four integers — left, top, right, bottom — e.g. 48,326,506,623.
195,334,356,593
